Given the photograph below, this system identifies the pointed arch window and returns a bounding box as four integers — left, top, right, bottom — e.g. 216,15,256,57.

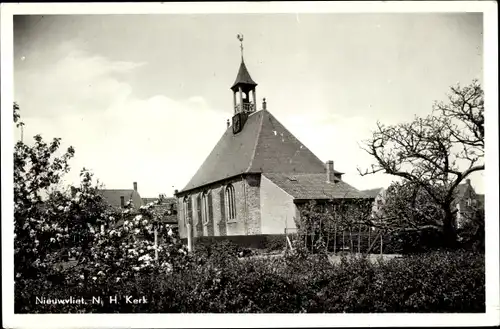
201,191,210,225
183,196,191,227
225,184,236,221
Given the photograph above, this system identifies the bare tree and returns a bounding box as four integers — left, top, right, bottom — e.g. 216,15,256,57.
358,80,484,247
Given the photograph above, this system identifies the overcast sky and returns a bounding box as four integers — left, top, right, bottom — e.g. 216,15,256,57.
13,13,484,198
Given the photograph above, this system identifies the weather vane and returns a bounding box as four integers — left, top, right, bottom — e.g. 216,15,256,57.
237,33,244,59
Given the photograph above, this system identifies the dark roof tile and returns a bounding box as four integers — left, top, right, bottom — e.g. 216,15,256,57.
180,109,341,193
263,173,370,200
231,60,257,91
98,189,143,210
360,188,384,198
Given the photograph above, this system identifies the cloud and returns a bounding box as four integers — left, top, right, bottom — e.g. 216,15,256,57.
281,112,398,190
15,43,146,119
15,42,227,197
15,40,483,197
14,38,401,198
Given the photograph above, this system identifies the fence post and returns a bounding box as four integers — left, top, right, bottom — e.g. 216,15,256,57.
368,228,371,253
342,229,345,252
380,233,383,256
357,223,361,254
349,227,353,253
333,223,337,254
284,228,287,252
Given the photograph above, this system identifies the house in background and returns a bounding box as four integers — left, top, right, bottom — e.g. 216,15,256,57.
360,187,387,228
476,194,485,208
98,182,143,210
142,196,179,229
454,179,482,229
361,188,386,214
362,179,483,230
175,43,369,241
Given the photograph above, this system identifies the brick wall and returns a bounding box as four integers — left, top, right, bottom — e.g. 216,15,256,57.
211,185,225,236
245,174,262,235
187,234,286,251
176,174,262,238
226,178,247,235
177,198,186,239
202,191,215,237
193,194,203,238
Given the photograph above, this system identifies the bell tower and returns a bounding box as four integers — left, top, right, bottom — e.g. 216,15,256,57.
231,33,258,115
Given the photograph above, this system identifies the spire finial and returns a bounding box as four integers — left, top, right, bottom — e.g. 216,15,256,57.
237,33,244,60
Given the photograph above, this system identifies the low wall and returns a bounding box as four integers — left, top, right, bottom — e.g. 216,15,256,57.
182,234,286,251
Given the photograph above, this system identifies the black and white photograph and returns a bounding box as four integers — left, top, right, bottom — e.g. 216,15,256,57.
1,2,498,328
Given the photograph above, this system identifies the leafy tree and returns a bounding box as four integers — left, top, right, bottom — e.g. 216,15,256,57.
371,181,450,253
13,103,188,288
373,181,446,231
296,200,331,253
14,103,76,280
296,197,373,254
359,80,484,247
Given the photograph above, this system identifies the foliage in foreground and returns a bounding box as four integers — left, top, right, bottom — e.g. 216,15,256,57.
14,103,188,287
16,250,484,313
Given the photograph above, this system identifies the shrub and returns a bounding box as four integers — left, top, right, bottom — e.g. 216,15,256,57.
16,250,484,313
457,207,485,253
385,227,447,254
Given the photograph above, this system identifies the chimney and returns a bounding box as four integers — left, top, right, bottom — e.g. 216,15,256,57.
227,119,230,128
262,98,267,111
326,160,335,183
120,196,125,208
466,179,471,186
133,181,137,192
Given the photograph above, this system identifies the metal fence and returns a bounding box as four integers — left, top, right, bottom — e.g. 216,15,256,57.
284,227,389,255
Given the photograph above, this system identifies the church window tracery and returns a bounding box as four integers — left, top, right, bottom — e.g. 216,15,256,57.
225,184,236,221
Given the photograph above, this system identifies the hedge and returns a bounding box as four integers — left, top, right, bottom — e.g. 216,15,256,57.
184,234,286,252
16,251,484,313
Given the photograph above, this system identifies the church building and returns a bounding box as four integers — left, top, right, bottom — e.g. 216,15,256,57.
175,37,369,240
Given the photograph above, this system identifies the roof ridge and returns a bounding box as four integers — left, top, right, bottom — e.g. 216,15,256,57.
245,110,265,173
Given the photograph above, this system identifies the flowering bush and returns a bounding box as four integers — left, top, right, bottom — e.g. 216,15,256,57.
68,192,190,286
14,130,76,280
14,103,189,305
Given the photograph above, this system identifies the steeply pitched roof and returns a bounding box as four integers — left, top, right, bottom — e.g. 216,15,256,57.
454,183,469,200
180,109,341,193
453,182,479,206
142,197,160,205
263,173,370,200
361,188,384,198
98,189,143,210
231,60,257,91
